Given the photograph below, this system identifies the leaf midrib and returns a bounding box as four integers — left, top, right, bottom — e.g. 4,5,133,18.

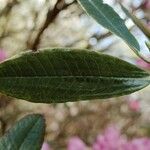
17,118,40,149
0,76,149,80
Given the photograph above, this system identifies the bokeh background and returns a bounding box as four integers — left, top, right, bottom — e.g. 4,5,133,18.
0,0,150,149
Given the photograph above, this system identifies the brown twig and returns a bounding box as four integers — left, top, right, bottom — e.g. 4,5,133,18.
0,0,19,17
29,0,76,51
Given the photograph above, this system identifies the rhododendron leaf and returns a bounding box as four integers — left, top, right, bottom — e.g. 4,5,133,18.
0,48,149,103
0,114,45,150
77,0,143,57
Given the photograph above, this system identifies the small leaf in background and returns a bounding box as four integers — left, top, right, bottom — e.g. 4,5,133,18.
77,0,140,52
0,48,149,103
0,114,45,150
120,4,150,39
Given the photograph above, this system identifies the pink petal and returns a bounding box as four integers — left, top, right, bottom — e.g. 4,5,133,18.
136,59,150,70
128,100,140,112
93,125,127,150
67,137,87,150
124,138,150,150
41,142,52,150
0,49,7,62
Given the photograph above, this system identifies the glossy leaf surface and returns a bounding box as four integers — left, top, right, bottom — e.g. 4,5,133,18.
0,48,149,103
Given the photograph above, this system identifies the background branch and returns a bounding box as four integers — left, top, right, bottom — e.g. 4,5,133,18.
29,0,76,51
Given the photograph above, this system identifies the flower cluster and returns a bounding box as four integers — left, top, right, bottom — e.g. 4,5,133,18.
93,126,126,150
93,126,150,150
41,125,150,150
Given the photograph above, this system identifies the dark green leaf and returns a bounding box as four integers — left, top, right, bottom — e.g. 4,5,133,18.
77,0,142,56
0,114,45,150
0,48,149,103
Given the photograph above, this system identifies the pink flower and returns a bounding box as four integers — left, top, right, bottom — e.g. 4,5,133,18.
128,99,140,112
142,0,150,9
92,125,150,150
41,142,52,150
67,137,87,150
124,138,150,150
65,125,150,150
136,59,150,70
93,126,126,150
0,49,7,62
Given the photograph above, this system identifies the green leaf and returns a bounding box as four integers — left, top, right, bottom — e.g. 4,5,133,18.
0,48,149,103
77,0,148,60
0,114,45,150
120,4,150,61
120,4,150,39
146,41,150,52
